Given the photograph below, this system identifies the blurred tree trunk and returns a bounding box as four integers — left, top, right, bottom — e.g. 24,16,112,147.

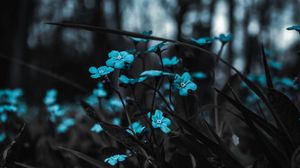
8,0,31,88
175,0,189,41
113,0,122,30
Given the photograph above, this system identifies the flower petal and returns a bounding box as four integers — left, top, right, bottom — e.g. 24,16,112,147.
179,88,188,96
160,126,171,133
89,66,97,73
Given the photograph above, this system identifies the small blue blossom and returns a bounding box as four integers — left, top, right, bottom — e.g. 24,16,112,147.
130,30,152,43
104,97,124,113
57,118,75,134
126,121,145,135
0,105,17,113
280,77,296,88
192,72,207,79
47,104,65,122
148,109,171,133
162,56,179,67
215,33,232,44
85,95,98,106
146,41,167,53
0,89,23,104
106,50,134,69
0,132,6,142
90,123,103,133
44,89,57,105
192,37,214,46
268,60,282,70
140,70,173,78
112,118,121,126
287,26,300,33
0,113,7,123
246,93,259,103
93,83,107,97
104,154,127,166
173,72,197,96
89,66,114,79
119,75,146,85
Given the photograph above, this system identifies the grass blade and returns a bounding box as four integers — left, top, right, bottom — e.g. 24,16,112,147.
46,22,215,56
57,146,110,168
261,44,274,89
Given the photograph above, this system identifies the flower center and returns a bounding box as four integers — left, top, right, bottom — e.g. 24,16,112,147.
156,119,162,124
116,55,123,60
98,70,104,74
180,82,187,88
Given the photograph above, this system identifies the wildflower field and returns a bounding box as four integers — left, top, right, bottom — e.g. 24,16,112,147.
1,1,300,168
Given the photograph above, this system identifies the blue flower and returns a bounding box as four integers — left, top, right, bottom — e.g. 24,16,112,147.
268,60,282,70
44,89,57,105
57,118,75,134
112,118,121,126
104,96,124,113
0,105,17,113
173,72,197,96
93,83,107,97
47,104,65,122
104,154,127,166
192,72,207,79
215,33,232,44
162,56,179,67
140,70,173,78
192,37,214,46
0,89,23,104
89,66,114,79
130,30,152,43
85,95,98,106
280,77,296,88
146,41,167,53
90,123,103,133
287,26,300,33
119,75,146,85
0,113,7,123
0,132,6,142
148,109,171,133
126,121,145,135
106,50,134,69
246,93,259,103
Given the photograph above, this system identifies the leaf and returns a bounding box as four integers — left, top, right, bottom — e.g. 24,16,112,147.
261,44,274,89
291,145,300,168
46,22,215,56
57,146,110,168
170,134,214,168
219,58,295,149
266,88,300,146
216,89,290,167
165,110,244,168
80,101,153,158
15,162,37,168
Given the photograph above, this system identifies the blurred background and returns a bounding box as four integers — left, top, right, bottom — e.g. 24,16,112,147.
0,0,299,103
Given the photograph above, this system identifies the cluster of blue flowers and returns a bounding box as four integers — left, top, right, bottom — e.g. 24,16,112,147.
44,89,75,134
89,50,135,80
86,39,207,166
0,88,26,142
